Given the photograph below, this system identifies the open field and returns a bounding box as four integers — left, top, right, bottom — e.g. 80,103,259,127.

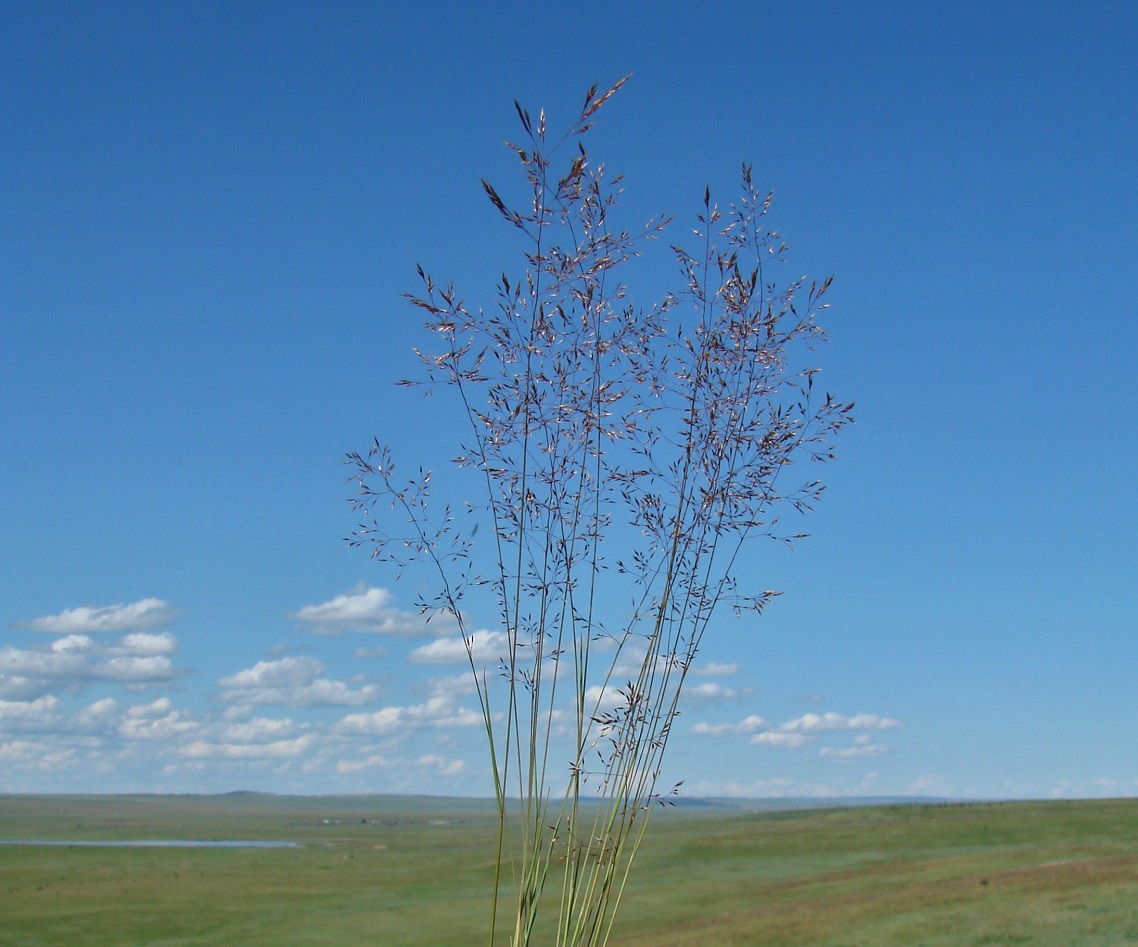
2,794,1136,945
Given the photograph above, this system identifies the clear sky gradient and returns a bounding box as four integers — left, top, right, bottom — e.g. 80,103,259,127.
3,2,1136,798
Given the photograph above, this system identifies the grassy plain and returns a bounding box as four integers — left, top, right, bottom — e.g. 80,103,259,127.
1,794,1136,946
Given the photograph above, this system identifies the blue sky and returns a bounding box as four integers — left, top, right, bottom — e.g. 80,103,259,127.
2,2,1135,799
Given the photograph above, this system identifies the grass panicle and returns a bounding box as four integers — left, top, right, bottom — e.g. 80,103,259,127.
348,77,852,946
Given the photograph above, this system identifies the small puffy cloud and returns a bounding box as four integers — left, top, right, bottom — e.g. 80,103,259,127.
686,682,740,700
819,743,887,761
0,675,53,701
292,585,452,636
422,672,479,699
779,712,902,734
0,695,60,723
337,754,389,774
17,598,177,635
120,709,198,741
584,684,624,711
858,770,881,792
114,633,178,657
0,739,77,770
91,656,174,684
751,732,807,749
694,662,738,677
221,717,297,742
284,678,377,707
336,695,481,737
0,739,46,762
221,656,321,690
0,647,85,678
52,635,94,653
1,634,180,696
409,630,510,665
218,656,378,707
179,733,316,760
338,706,402,736
608,645,668,679
352,645,389,659
909,774,951,795
77,698,118,727
126,698,172,718
417,754,466,777
691,714,767,736
693,709,900,751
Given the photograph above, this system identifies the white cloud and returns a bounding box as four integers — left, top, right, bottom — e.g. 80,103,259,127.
608,645,672,679
77,698,118,727
694,662,738,676
352,645,390,659
858,770,881,792
0,739,47,762
18,598,177,634
292,585,453,636
120,710,198,741
287,679,379,707
0,695,60,723
336,696,481,737
422,672,479,699
91,655,174,683
337,706,402,736
218,656,379,707
0,739,77,770
337,754,390,774
179,734,316,760
691,714,767,736
779,712,902,733
222,718,297,742
819,743,888,761
409,630,510,665
583,684,625,711
52,635,94,653
751,731,808,748
114,633,178,657
221,656,322,690
0,647,85,677
1,634,180,696
909,774,951,795
692,709,900,752
686,682,740,700
0,675,50,700
417,754,466,776
126,698,172,718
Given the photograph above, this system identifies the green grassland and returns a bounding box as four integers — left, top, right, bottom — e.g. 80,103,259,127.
2,794,1136,946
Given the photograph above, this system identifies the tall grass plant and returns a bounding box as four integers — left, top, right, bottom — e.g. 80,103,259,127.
348,77,852,945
